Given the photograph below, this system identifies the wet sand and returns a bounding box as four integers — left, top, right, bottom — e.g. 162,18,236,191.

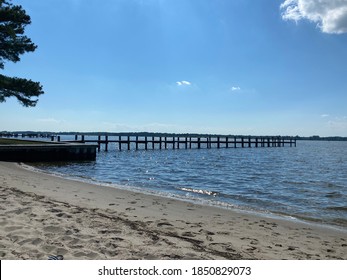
0,161,346,260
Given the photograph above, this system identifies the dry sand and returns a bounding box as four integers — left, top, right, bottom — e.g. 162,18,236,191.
0,161,346,260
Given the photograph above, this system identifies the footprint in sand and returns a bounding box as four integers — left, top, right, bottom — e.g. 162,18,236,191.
48,208,62,213
6,207,31,215
199,229,215,236
65,228,80,235
18,238,43,246
287,246,298,251
245,245,257,252
111,237,124,242
73,251,100,259
182,232,196,237
216,231,230,235
44,226,64,233
4,226,23,232
307,235,320,240
56,212,72,218
157,222,173,227
188,222,203,228
42,245,57,253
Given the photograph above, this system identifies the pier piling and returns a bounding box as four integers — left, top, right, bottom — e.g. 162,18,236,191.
40,133,297,152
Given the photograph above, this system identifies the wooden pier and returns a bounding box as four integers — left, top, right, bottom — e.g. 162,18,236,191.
60,134,297,152
1,132,297,152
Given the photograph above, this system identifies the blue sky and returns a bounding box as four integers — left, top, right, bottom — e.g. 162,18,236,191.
1,0,347,136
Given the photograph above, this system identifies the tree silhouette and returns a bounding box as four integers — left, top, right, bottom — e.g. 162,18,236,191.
0,0,44,107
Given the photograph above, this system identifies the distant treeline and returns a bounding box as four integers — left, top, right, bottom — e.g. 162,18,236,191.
1,131,346,141
295,136,347,141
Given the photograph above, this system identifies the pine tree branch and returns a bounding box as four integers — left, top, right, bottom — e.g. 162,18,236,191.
0,74,44,107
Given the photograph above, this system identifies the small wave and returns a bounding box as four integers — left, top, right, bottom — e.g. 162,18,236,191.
325,182,342,189
178,187,219,197
325,192,343,198
325,206,347,212
282,180,307,186
331,218,347,228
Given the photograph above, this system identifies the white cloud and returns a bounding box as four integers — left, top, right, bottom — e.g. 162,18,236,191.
176,80,191,86
37,118,62,124
321,114,330,118
280,0,347,34
231,86,241,91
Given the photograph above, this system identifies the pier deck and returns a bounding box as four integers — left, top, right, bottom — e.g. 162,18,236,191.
70,134,296,152
1,133,297,152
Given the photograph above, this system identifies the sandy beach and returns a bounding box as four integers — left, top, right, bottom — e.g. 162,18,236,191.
0,161,346,260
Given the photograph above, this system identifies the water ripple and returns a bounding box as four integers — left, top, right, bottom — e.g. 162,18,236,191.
33,140,347,228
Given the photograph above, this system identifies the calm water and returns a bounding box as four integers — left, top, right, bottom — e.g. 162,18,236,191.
32,140,347,228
